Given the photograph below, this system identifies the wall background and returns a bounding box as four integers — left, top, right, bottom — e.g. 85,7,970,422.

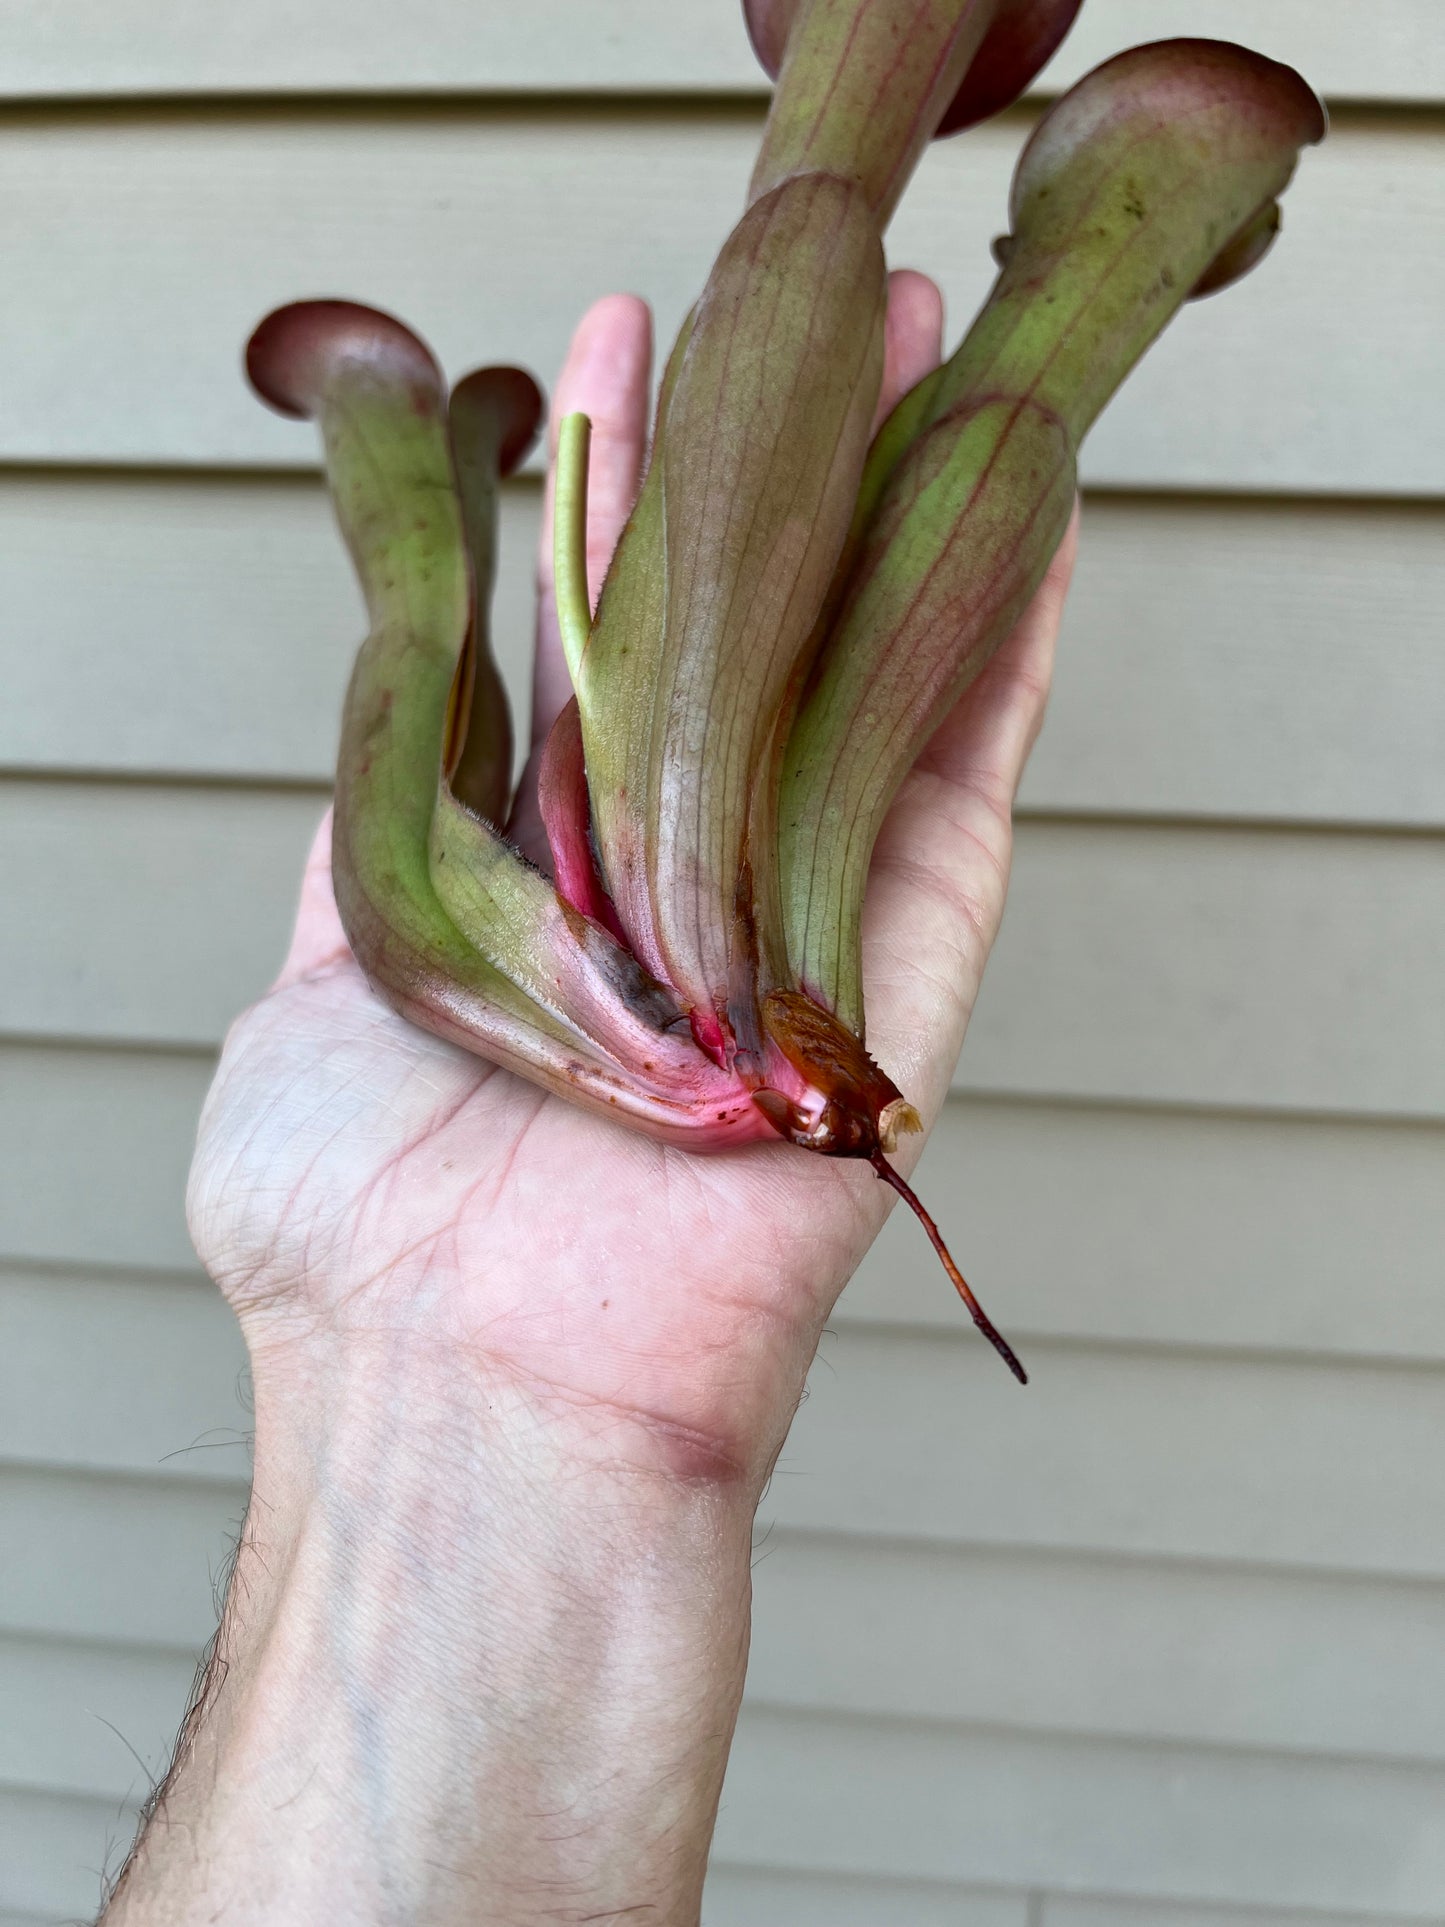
1,2,1443,1919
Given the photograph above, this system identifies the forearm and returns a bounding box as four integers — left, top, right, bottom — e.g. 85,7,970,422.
103,1337,760,1926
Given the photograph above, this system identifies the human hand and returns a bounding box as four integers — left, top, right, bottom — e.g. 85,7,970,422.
188,271,1078,1492
108,275,1075,1924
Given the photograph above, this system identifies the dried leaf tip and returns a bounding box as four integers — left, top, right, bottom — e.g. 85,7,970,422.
878,1097,923,1153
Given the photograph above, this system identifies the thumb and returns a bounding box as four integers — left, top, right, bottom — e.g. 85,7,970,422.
270,806,351,991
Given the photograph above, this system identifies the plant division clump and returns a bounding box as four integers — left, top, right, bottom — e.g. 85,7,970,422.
247,0,1323,1378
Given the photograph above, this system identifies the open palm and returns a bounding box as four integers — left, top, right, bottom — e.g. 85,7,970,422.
188,275,1076,1477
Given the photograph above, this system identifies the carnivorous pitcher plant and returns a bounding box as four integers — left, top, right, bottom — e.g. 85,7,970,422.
247,0,1323,1379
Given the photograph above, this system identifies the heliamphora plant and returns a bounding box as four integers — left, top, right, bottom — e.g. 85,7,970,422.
247,1,1323,1379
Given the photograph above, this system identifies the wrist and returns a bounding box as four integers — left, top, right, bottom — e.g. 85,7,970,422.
108,1330,759,1926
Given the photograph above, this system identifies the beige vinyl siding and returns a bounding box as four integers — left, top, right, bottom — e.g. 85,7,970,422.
709,1709,1445,1914
703,1867,1029,1926
0,1786,153,1922
1,0,1440,102
1,109,1439,494
5,479,1444,823
1,4,1442,1922
0,1461,246,1649
1046,1906,1428,1927
12,1267,1445,1580
8,1060,1445,1362
7,787,1445,1113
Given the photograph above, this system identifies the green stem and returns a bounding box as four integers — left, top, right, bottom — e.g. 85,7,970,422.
554,411,594,688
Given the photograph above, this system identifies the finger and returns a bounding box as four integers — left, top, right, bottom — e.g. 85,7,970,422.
873,269,944,433
859,504,1081,1119
271,807,351,991
531,294,654,756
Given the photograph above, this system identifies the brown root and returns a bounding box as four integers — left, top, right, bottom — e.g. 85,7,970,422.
869,1153,1028,1385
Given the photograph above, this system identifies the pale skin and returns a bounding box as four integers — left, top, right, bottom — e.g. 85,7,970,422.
102,272,1077,1925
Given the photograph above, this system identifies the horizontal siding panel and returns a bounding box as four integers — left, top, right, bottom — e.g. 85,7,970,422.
0,1786,132,1918
770,1328,1445,1578
1043,1900,1424,1927
715,1704,1445,1916
5,782,1443,1115
6,1148,1445,1492
0,1466,243,1648
0,112,1436,494
965,821,1445,1115
1,0,1438,103
0,1045,210,1273
23,1453,1439,1770
5,1062,1444,1363
9,1270,1445,1580
9,1430,1445,1764
0,473,534,788
12,1624,1445,1916
0,1635,193,1806
6,1717,1444,1922
0,780,318,1048
1030,497,1445,825
853,1103,1445,1361
704,1864,1027,1926
0,0,762,100
27,1449,1442,1781
748,1534,1445,1764
0,1271,249,1482
6,479,1444,832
